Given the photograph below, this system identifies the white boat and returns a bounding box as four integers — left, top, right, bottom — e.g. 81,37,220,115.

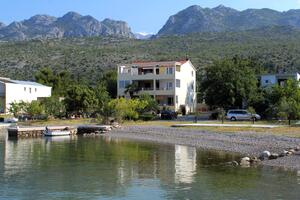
44,127,71,137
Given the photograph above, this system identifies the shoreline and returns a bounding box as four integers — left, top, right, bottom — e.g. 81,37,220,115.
106,125,300,170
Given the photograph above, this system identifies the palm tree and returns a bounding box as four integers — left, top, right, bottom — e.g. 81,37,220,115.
124,82,140,98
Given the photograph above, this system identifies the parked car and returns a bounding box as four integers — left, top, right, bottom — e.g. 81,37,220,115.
4,117,19,123
160,110,177,120
226,109,261,121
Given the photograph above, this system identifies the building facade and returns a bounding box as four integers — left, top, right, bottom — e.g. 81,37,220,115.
259,73,300,87
117,60,196,113
0,77,52,113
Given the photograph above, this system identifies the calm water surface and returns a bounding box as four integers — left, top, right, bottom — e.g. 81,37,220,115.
0,130,299,200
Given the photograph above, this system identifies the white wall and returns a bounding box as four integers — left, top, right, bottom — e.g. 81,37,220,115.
175,61,196,113
261,75,276,87
117,61,197,113
5,83,51,113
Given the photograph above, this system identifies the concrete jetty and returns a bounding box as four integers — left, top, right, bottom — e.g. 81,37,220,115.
8,126,77,138
7,124,117,138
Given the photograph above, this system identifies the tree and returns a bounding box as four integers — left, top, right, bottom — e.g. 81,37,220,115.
94,83,111,123
25,101,45,117
35,67,55,87
35,68,71,96
40,96,66,118
267,79,300,124
9,101,27,117
138,94,159,113
101,70,118,98
109,98,147,122
124,82,140,98
64,85,97,116
201,57,259,109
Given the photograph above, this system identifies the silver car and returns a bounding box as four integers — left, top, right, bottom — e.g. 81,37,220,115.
226,109,261,121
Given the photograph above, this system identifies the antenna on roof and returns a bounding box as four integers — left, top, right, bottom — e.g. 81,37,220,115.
185,53,189,61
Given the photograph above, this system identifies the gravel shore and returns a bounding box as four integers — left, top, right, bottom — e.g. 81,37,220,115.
107,125,300,170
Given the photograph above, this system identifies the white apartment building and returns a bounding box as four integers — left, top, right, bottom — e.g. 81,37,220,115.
117,60,196,113
0,77,52,113
259,73,300,87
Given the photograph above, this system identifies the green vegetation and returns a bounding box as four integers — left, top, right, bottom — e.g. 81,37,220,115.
3,27,300,123
201,57,259,109
201,58,300,122
10,68,159,123
1,26,300,85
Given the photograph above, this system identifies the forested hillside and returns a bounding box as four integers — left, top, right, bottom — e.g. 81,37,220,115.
0,26,300,85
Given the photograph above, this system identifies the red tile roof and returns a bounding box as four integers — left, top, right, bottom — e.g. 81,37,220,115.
132,59,189,66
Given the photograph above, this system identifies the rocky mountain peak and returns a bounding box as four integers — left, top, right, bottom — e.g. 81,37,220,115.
213,4,238,13
0,12,134,41
24,15,57,26
0,22,5,29
60,12,82,21
157,5,300,36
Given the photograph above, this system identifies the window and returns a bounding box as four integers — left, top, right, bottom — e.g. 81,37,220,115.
156,68,159,75
176,65,181,72
29,88,32,93
24,87,26,92
176,79,181,88
119,81,125,88
192,71,194,77
265,80,269,84
166,67,173,75
156,80,160,89
119,80,131,88
167,82,173,90
35,88,37,92
125,80,130,88
168,97,174,106
176,96,178,104
191,81,194,90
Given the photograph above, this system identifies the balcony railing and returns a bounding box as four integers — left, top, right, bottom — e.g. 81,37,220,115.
139,87,154,91
137,87,173,91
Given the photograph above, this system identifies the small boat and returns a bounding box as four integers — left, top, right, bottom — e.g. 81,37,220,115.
44,127,71,137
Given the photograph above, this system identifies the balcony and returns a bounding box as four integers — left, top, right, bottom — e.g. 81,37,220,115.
135,88,174,96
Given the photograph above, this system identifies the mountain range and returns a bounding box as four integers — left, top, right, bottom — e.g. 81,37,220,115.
157,5,300,36
0,12,134,41
2,5,300,40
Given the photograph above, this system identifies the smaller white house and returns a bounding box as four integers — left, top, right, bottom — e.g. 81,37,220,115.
0,77,52,113
259,73,300,87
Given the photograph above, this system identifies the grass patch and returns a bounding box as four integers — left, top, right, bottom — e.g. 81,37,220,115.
17,118,99,126
182,126,300,138
124,120,300,138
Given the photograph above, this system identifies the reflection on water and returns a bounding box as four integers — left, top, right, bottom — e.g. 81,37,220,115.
175,145,196,184
0,130,299,200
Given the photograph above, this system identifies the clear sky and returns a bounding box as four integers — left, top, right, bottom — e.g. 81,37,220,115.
1,0,300,34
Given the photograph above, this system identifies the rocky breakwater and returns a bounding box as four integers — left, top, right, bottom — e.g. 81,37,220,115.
77,123,121,136
237,147,300,167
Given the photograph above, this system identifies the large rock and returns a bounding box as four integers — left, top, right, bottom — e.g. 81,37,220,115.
269,153,279,160
259,151,271,160
240,157,250,167
0,12,134,41
157,5,300,36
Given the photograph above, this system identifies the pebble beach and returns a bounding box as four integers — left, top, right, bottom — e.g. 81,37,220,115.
107,125,300,170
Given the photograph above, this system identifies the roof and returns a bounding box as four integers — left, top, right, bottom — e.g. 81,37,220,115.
10,80,49,87
260,72,300,76
132,60,189,66
0,77,50,87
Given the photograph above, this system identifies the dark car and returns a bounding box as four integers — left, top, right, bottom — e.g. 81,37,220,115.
160,110,177,120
